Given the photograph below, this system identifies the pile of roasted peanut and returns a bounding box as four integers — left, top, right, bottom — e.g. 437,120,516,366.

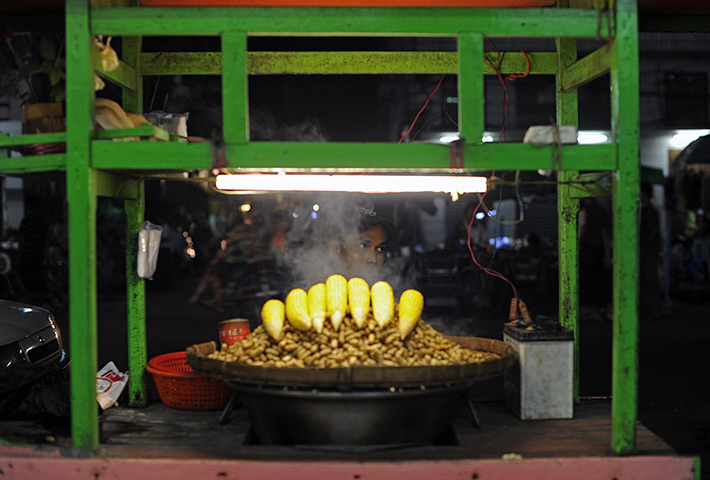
209,310,499,369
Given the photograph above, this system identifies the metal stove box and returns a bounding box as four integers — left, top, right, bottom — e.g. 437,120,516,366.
503,318,573,420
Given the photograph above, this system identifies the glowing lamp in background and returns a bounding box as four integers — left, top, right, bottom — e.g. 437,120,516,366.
577,131,609,145
669,130,710,150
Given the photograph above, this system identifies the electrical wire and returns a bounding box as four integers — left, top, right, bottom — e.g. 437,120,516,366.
497,170,526,226
398,74,447,144
483,38,531,143
466,188,519,301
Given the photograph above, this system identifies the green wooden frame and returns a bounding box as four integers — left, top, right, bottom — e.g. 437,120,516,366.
0,0,640,456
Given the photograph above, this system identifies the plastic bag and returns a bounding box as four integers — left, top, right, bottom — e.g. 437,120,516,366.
137,221,162,279
96,361,128,410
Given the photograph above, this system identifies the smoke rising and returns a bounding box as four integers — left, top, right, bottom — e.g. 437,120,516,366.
275,193,416,296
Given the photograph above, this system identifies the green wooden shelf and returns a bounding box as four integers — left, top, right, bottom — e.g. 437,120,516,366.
0,153,66,174
91,140,616,171
90,6,609,38
0,0,642,457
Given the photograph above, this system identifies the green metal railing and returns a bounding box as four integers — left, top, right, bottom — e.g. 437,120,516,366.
1,0,640,456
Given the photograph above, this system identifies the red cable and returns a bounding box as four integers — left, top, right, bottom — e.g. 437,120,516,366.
506,49,531,81
484,42,531,143
398,74,447,144
466,188,519,301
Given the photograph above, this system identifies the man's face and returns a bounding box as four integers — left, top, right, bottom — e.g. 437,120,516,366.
340,224,388,279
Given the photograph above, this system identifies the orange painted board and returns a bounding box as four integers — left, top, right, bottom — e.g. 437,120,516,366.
0,455,699,480
140,0,555,7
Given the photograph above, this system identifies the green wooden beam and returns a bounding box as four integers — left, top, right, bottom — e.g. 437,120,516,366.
91,7,610,38
66,0,99,450
458,33,484,146
556,17,581,404
139,51,557,76
0,154,66,174
0,133,66,173
94,123,169,141
122,35,143,112
91,141,212,170
0,132,66,147
562,43,611,92
221,31,249,144
124,179,147,407
610,0,640,455
90,140,616,171
94,48,138,91
118,24,148,408
142,51,222,75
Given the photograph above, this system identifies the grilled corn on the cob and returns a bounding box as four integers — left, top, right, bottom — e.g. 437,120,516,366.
326,274,347,330
285,288,312,331
347,277,370,329
371,281,395,328
261,299,285,341
308,283,327,333
398,289,424,339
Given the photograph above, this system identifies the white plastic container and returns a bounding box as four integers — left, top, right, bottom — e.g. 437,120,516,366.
503,319,573,420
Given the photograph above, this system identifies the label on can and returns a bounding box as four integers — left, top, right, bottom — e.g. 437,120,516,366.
218,318,251,346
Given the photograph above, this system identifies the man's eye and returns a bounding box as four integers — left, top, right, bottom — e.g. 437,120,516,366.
376,246,387,254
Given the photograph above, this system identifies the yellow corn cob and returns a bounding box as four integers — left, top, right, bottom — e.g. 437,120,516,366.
326,274,347,331
371,281,394,328
398,289,424,339
285,288,312,331
347,277,370,329
307,283,327,333
261,299,285,341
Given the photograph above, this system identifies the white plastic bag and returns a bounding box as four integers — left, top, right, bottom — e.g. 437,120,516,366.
137,221,162,279
96,361,128,410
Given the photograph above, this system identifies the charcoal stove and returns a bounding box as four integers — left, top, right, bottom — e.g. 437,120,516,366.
187,336,514,447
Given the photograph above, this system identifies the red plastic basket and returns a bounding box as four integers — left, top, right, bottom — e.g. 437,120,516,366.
146,352,232,411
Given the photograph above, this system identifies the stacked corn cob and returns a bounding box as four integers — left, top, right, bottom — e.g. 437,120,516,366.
261,274,424,342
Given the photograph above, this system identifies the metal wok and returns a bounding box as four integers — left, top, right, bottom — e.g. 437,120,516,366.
187,337,514,446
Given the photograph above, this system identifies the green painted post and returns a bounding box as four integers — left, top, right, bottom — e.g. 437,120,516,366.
125,180,147,406
610,0,641,455
221,30,249,144
65,0,99,450
555,27,581,401
121,26,148,407
458,32,484,150
122,37,143,113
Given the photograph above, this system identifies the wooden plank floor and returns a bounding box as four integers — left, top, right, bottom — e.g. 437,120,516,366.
0,398,671,459
0,399,699,479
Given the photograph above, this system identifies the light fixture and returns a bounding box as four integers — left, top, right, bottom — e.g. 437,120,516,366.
669,129,710,150
215,173,487,198
577,131,609,145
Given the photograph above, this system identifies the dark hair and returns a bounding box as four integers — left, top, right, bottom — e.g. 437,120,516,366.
354,205,397,240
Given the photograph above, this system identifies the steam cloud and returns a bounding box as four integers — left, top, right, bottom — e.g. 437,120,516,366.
275,193,416,296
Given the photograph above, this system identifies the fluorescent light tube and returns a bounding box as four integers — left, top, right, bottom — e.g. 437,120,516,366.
215,174,487,194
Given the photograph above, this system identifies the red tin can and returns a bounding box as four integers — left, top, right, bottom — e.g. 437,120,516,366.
218,318,251,346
